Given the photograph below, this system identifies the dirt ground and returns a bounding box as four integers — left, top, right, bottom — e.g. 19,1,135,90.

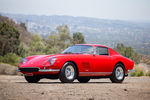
0,75,150,100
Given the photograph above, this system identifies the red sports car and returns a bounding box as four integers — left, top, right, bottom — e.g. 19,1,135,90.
18,44,134,83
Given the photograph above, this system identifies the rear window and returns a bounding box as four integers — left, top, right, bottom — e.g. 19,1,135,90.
96,46,109,55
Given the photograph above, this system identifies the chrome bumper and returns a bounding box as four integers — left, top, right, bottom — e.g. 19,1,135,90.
39,69,60,72
17,67,60,72
128,69,135,72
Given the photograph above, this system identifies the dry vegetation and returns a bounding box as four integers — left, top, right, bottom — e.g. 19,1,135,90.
129,55,150,76
0,63,18,75
130,64,150,76
140,55,150,65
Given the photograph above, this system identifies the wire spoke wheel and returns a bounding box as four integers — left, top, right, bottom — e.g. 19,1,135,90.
65,65,75,80
115,66,124,80
110,63,125,83
59,62,77,83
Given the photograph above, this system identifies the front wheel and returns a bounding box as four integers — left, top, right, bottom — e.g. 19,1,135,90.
24,75,40,83
110,63,125,83
59,62,77,83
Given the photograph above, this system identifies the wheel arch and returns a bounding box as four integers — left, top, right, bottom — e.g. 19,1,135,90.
115,61,126,70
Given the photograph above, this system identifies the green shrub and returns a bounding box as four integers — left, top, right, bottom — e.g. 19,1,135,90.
130,71,136,76
137,71,144,76
0,23,21,56
0,53,22,66
0,56,3,62
130,65,145,77
130,71,144,77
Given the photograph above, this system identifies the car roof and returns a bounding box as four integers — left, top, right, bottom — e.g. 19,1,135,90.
75,44,110,48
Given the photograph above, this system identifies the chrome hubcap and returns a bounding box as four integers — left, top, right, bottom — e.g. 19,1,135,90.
65,65,75,80
115,66,124,80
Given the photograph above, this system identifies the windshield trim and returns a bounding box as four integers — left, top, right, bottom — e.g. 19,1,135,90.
61,45,95,54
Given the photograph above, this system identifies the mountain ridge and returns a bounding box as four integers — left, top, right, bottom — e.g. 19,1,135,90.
1,12,150,54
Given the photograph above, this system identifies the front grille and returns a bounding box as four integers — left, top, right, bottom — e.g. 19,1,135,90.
19,67,39,72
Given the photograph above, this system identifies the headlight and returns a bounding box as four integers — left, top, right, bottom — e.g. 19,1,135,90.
21,58,28,64
49,57,56,65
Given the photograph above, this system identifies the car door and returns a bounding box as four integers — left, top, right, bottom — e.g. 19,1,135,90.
77,53,95,76
80,54,94,72
77,46,95,76
93,46,112,75
78,46,95,72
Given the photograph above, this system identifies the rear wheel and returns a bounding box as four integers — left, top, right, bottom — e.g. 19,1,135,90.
110,63,125,83
24,75,40,83
59,62,77,83
77,77,90,83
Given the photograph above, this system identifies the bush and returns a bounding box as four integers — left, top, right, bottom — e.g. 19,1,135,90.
130,65,145,77
130,70,144,77
0,53,22,66
0,23,21,56
0,56,3,62
137,71,144,76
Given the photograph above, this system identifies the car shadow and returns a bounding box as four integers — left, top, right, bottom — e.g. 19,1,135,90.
38,81,112,84
16,81,112,84
39,82,128,84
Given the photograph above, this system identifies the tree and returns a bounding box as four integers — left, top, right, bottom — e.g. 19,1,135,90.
0,23,21,56
72,32,86,44
20,22,27,30
44,31,61,54
28,34,45,55
56,25,72,48
45,25,72,54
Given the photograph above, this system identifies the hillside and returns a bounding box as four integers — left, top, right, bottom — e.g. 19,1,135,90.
0,15,31,46
1,13,150,54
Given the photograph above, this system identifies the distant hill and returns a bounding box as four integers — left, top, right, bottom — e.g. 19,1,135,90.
1,13,150,54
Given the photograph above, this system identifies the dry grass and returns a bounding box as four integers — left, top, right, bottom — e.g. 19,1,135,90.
140,55,150,65
0,63,18,75
146,70,150,76
130,64,150,76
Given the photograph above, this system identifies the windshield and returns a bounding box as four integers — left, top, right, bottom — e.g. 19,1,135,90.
61,45,95,54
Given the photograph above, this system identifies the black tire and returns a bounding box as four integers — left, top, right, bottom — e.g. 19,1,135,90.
24,75,40,83
59,62,77,83
110,63,125,83
77,77,90,83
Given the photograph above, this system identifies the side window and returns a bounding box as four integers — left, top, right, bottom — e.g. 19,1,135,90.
96,47,109,55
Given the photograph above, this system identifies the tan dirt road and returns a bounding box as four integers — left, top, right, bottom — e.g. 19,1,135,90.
0,75,150,100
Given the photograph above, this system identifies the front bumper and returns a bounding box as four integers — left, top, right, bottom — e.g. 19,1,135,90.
39,69,60,72
17,67,60,72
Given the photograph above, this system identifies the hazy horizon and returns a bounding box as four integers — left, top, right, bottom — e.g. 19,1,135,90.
0,0,150,22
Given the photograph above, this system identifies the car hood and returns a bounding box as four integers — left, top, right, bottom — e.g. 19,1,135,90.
20,54,64,67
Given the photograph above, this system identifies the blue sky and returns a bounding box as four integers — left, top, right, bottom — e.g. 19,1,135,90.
0,0,150,21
